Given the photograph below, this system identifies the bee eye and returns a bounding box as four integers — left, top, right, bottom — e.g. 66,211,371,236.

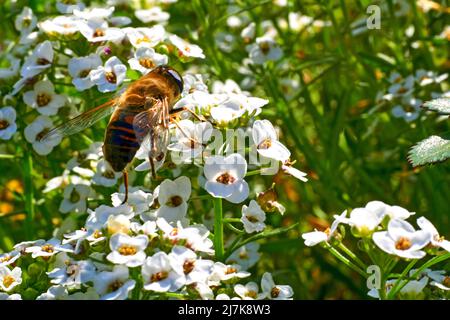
166,69,184,93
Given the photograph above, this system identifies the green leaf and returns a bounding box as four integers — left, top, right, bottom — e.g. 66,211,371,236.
408,135,450,167
422,98,450,114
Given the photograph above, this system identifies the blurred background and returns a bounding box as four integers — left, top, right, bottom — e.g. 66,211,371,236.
0,0,449,299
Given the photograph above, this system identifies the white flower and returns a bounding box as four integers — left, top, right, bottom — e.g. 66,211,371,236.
25,238,73,258
247,36,283,65
204,154,249,204
168,119,213,161
14,239,46,253
215,293,241,300
234,282,262,300
0,293,21,300
90,56,127,93
127,26,166,48
417,217,450,252
241,22,256,42
14,7,36,36
169,34,205,59
112,187,153,215
302,210,347,247
372,219,431,259
24,115,61,155
47,253,96,288
0,107,17,140
68,54,102,91
78,20,124,43
210,97,246,125
107,214,131,235
85,204,134,231
226,242,260,270
93,265,136,300
73,7,115,21
364,200,414,220
384,75,414,100
56,0,85,14
425,270,450,291
168,246,213,285
241,200,266,233
62,229,90,254
142,251,185,292
135,7,170,24
128,47,168,74
194,282,214,300
208,263,250,285
252,120,290,162
155,176,191,224
415,69,448,86
59,184,93,214
0,55,20,79
281,163,308,182
391,96,422,122
342,207,384,237
21,41,54,78
107,233,148,267
182,74,208,96
23,80,66,116
260,272,293,300
0,267,22,292
174,91,226,114
93,159,121,187
0,251,20,267
39,16,79,36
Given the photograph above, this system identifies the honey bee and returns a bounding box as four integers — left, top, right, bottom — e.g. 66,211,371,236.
40,65,184,203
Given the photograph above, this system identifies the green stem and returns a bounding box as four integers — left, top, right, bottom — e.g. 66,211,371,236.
225,222,245,234
23,152,35,239
326,244,367,278
387,252,450,299
337,242,367,270
213,197,224,261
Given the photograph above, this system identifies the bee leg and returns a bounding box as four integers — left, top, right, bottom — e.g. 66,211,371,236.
149,157,157,179
182,107,206,122
121,170,129,204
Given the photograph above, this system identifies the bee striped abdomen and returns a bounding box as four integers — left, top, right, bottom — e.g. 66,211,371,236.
103,109,142,172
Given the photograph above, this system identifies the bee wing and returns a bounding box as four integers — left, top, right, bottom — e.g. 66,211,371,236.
39,99,118,142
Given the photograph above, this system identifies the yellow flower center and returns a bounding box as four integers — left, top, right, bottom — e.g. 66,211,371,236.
93,230,103,239
225,267,237,275
36,93,51,107
246,290,257,299
239,251,248,260
183,259,195,274
93,28,105,38
0,255,11,263
259,42,270,55
136,36,151,45
118,245,137,256
258,138,272,149
102,170,116,179
270,287,280,298
139,58,155,69
41,244,54,253
105,71,117,84
108,280,123,292
216,172,235,185
2,275,14,288
395,237,412,250
150,271,168,283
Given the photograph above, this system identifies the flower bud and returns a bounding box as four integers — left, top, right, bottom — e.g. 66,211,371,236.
257,187,285,214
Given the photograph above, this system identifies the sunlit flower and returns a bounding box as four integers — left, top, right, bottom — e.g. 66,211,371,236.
107,233,148,267
241,22,256,43
342,207,384,237
182,74,208,95
24,115,61,155
39,16,80,36
169,34,205,59
155,176,191,224
0,267,21,292
168,246,213,285
56,0,85,14
25,238,73,259
215,293,241,300
417,217,450,252
93,265,136,300
364,200,415,220
142,251,185,292
90,56,127,92
247,35,283,65
78,20,124,43
208,262,250,285
234,282,262,300
112,187,153,214
128,47,168,74
372,219,431,259
0,107,17,141
168,119,213,161
135,7,170,24
107,214,131,235
203,154,249,204
21,41,54,78
241,200,266,233
226,242,260,269
127,25,166,48
23,80,66,116
302,210,347,246
252,120,290,162
14,7,37,36
260,272,293,300
85,204,134,231
73,7,115,21
68,54,102,91
47,253,96,288
59,183,93,214
0,251,21,267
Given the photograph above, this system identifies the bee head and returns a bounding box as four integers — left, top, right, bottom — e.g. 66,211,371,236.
155,65,184,94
